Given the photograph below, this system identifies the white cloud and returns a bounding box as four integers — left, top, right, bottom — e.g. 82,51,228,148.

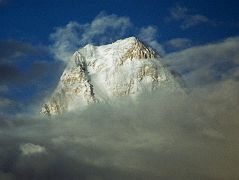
165,38,191,50
50,12,166,62
165,36,239,86
138,26,165,55
81,12,132,44
20,143,46,156
167,5,212,29
50,12,133,62
50,21,84,62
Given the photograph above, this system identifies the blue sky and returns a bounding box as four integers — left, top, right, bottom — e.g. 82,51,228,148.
0,0,239,114
1,0,239,44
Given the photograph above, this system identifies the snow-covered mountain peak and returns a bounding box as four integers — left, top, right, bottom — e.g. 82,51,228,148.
41,37,181,116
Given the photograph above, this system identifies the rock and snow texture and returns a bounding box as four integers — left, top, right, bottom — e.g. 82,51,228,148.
41,37,180,116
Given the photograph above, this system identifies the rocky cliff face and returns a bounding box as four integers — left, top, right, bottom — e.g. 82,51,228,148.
41,37,180,116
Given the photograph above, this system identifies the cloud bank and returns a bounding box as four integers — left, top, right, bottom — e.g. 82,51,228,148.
165,36,239,86
0,79,239,179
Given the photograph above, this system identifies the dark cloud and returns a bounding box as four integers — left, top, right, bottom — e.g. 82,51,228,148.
0,40,64,114
0,40,46,83
0,65,22,83
0,40,40,64
0,97,15,108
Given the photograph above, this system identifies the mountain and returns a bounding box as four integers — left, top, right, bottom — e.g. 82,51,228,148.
41,37,181,116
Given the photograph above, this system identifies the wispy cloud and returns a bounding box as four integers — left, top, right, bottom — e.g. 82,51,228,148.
165,36,239,86
0,40,60,85
0,40,38,63
0,40,63,114
50,12,133,62
167,5,213,29
0,97,15,108
50,12,164,62
0,85,8,93
165,38,192,50
138,26,165,55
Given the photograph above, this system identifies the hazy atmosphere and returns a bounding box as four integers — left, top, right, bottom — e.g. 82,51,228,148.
0,0,239,179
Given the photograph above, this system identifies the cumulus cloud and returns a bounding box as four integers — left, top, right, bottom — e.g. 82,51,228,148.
81,12,132,44
167,5,213,29
165,36,239,86
50,12,166,62
50,12,133,62
20,143,46,156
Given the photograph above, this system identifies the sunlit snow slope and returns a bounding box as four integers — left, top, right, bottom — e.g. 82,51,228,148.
41,37,181,116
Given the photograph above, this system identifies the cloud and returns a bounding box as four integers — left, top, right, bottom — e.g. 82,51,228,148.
20,143,46,156
0,40,48,88
0,40,48,84
0,40,38,64
0,35,239,178
167,5,213,29
81,12,132,44
2,12,239,180
0,64,22,83
0,97,15,108
165,38,191,50
50,12,165,62
0,40,63,115
0,79,239,179
165,36,239,86
138,26,165,55
50,12,133,62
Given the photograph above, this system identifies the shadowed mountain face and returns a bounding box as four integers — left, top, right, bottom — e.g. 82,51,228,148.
41,37,181,116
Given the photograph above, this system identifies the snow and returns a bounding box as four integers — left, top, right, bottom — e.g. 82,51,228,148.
41,37,180,116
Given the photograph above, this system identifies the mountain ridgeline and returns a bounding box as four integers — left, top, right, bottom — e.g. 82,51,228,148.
41,37,181,116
